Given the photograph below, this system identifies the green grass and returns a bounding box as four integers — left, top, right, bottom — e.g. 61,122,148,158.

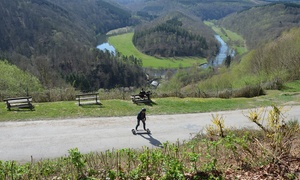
282,80,300,92
108,32,206,68
1,100,298,179
1,90,299,122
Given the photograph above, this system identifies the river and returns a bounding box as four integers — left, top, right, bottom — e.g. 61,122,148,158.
214,35,231,65
200,35,235,68
96,35,233,68
96,42,116,55
97,34,233,86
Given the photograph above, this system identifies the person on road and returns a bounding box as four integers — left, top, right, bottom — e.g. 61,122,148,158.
136,108,147,131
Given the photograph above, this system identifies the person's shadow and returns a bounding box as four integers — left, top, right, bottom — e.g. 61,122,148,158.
139,134,163,148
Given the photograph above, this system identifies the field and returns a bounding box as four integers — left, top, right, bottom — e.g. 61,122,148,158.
1,88,299,122
108,33,207,68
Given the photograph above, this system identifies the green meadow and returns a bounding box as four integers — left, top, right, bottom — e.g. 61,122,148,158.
1,89,299,122
108,32,206,68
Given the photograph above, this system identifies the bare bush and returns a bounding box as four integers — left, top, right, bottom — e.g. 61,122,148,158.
232,85,264,98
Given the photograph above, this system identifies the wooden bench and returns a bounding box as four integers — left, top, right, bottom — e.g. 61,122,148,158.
76,93,101,106
3,96,34,111
131,91,151,104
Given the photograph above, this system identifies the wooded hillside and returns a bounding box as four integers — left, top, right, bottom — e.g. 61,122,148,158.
218,3,300,49
113,0,263,20
0,0,143,92
133,11,219,58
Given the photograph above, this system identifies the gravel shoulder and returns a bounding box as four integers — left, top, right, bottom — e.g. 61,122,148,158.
0,105,299,163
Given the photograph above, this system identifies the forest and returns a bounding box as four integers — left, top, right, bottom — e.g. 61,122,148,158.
0,0,142,92
133,12,218,58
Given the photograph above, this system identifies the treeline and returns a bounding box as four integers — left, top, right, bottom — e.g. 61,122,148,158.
217,3,300,50
133,12,218,58
65,51,146,92
0,0,143,92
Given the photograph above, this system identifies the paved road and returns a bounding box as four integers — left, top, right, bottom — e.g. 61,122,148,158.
0,105,299,163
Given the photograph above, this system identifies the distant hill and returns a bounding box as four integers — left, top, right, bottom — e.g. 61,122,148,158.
112,0,261,20
0,0,143,91
217,3,300,49
133,11,219,58
0,0,136,55
50,0,137,34
112,0,300,20
264,0,300,3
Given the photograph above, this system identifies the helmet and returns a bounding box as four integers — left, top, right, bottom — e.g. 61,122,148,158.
141,108,146,111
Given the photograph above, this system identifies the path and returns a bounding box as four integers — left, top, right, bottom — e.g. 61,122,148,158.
0,105,299,163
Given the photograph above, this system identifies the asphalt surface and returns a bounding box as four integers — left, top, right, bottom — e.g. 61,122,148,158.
0,105,299,163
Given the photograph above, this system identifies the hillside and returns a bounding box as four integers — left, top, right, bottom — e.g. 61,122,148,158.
158,3,300,98
50,0,137,34
112,0,265,20
194,27,300,97
0,60,42,96
133,11,219,58
0,0,143,92
0,0,135,55
217,3,300,49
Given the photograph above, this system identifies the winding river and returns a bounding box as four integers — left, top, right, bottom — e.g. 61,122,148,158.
214,35,231,65
96,34,233,67
200,35,235,68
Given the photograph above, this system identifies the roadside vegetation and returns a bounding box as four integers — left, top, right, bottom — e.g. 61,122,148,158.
1,70,300,122
0,105,299,179
1,89,299,122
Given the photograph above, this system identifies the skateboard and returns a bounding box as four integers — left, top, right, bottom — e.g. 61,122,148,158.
131,128,151,135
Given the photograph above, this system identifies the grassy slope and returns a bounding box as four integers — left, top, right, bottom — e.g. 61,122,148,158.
1,88,299,121
108,32,206,68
